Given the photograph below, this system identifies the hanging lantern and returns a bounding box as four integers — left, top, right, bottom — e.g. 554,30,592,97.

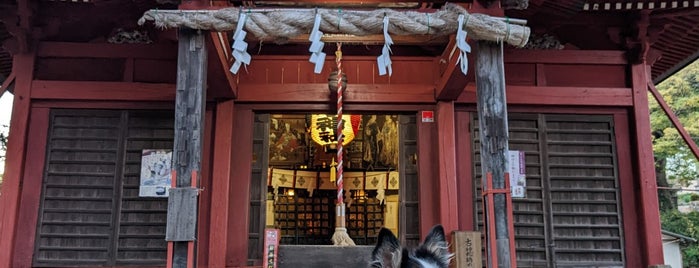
309,114,361,148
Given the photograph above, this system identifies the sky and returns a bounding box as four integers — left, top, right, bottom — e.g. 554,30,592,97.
0,92,13,175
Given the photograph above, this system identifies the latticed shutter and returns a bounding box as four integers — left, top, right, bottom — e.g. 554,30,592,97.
34,109,172,267
248,113,270,264
544,115,624,267
117,110,173,264
399,115,420,247
473,113,624,268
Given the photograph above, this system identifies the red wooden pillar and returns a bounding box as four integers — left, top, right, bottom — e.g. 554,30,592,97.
0,52,35,268
209,100,236,267
630,63,664,266
436,101,459,234
227,108,254,266
418,111,439,238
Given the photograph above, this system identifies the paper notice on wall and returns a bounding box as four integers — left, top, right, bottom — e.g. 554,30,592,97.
507,150,526,198
139,149,172,197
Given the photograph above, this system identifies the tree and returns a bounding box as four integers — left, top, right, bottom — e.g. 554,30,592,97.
651,59,699,211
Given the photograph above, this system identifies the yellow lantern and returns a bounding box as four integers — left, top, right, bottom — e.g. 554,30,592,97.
309,114,361,147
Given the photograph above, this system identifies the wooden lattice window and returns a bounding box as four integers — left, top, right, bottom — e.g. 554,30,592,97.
33,109,174,267
473,113,625,268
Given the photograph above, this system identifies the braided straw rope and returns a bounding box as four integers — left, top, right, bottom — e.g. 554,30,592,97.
138,3,530,47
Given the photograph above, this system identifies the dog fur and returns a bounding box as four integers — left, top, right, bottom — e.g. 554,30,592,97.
370,225,453,268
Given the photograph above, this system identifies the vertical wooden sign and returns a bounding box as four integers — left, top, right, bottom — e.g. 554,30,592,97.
451,231,482,268
264,229,281,268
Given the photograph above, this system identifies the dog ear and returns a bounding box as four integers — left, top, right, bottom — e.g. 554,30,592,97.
421,225,452,266
371,228,402,268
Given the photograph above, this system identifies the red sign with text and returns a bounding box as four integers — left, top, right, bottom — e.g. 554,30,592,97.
421,111,434,123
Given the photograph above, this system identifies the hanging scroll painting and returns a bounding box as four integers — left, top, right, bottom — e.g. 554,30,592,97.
269,115,308,167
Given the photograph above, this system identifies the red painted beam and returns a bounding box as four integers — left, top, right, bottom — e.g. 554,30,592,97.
0,71,15,97
209,100,235,267
11,108,49,267
435,36,473,101
237,83,435,103
648,82,699,161
210,32,239,99
631,63,664,266
0,52,34,268
37,42,177,59
30,80,176,101
456,85,633,106
504,50,627,65
436,101,459,234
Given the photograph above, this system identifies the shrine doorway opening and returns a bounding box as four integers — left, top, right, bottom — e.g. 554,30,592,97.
246,113,420,260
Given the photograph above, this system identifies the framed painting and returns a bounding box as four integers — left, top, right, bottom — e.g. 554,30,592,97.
269,115,308,167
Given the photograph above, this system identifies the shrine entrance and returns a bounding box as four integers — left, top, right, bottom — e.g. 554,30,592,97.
246,113,419,261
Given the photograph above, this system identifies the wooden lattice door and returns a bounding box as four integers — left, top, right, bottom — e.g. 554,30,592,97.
473,113,625,267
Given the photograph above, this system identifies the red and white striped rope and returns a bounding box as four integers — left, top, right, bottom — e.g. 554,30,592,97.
336,42,344,205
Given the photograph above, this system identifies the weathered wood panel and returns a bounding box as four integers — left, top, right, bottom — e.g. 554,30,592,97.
474,114,548,267
170,28,207,268
472,113,625,267
33,109,173,267
34,110,122,267
545,115,624,267
118,110,173,264
475,40,513,267
166,188,199,241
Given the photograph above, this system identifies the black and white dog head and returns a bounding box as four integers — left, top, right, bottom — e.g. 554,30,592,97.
370,225,453,268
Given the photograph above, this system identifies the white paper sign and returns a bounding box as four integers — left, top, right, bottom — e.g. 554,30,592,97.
139,149,172,197
507,150,526,198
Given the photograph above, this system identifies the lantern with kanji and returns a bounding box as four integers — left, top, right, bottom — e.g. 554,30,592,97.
309,114,361,149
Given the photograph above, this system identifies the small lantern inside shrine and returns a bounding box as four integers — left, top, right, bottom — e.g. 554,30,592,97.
309,114,361,149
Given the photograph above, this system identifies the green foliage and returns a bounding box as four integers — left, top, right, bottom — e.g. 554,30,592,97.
651,60,699,187
661,210,699,267
679,193,699,204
